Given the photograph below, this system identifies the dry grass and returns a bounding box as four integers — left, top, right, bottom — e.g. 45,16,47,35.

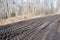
0,13,59,26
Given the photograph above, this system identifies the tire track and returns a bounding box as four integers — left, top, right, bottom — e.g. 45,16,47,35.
7,18,44,40
2,18,44,40
0,14,60,40
0,18,42,33
23,21,51,40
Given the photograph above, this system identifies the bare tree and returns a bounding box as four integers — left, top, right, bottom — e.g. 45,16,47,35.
57,0,60,12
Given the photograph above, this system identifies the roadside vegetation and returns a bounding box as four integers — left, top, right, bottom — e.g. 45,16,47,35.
0,0,60,25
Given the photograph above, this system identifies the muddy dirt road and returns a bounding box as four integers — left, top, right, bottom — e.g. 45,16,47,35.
0,14,60,40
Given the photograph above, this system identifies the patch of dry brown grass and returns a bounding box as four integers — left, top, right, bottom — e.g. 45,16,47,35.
0,13,59,26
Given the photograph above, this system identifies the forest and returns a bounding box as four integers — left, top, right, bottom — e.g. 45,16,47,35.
0,0,60,20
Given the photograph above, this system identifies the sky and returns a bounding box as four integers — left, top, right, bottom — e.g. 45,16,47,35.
40,0,57,8
17,0,57,4
8,0,57,8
